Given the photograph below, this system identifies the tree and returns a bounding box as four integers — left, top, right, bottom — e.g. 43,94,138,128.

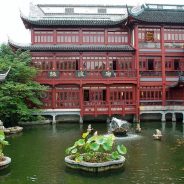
0,44,46,126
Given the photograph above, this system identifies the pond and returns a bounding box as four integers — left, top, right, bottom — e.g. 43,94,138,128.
0,121,184,184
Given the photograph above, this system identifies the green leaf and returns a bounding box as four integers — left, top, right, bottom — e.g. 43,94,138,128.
75,155,83,162
0,44,47,124
89,142,100,151
117,145,127,155
102,142,112,151
111,151,120,160
75,139,85,146
96,136,105,145
0,140,9,146
65,145,76,155
71,148,78,154
0,131,5,140
82,132,89,139
87,135,96,143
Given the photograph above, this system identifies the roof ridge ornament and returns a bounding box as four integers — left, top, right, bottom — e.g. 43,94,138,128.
130,4,145,16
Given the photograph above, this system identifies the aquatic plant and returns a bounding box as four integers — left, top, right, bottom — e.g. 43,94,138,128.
65,131,127,163
0,130,9,161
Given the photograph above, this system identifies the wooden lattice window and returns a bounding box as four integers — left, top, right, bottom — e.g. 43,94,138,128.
164,28,184,48
56,56,80,70
56,86,80,108
82,56,106,70
108,56,134,71
139,57,161,71
34,31,54,43
32,56,54,70
140,86,162,100
56,31,79,43
110,86,134,105
108,31,128,44
82,31,104,44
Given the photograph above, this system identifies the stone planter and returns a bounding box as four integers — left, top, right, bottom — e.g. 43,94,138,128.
65,155,125,172
0,156,11,170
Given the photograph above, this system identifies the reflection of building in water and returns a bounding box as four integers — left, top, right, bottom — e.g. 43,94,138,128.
162,122,165,132
172,122,176,132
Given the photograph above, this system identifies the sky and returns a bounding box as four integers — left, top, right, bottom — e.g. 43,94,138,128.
0,0,183,44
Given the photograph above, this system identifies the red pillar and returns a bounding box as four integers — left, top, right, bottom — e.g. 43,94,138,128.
79,52,83,69
105,29,108,45
134,25,140,122
52,87,56,109
79,29,83,45
31,29,34,44
106,86,111,117
161,26,166,106
79,85,83,117
53,29,57,45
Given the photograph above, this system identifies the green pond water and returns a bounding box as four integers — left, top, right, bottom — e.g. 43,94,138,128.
0,122,184,184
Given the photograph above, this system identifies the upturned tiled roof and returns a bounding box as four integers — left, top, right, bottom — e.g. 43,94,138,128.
21,13,126,28
128,5,184,24
9,41,135,52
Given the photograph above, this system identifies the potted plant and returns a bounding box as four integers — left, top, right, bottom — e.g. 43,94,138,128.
0,130,11,169
65,131,127,172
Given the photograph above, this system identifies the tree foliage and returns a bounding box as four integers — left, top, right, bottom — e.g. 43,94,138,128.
0,44,46,125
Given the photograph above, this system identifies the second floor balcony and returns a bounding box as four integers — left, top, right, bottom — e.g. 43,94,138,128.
36,69,137,81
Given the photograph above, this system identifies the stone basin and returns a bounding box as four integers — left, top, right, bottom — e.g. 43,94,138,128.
65,155,125,172
0,156,11,170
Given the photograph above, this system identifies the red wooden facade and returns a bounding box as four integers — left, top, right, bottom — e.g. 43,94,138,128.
10,3,184,121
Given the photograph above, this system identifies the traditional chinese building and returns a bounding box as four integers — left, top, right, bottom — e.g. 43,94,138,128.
9,3,184,123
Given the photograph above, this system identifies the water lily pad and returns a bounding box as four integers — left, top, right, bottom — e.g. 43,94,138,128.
76,139,85,146
111,151,120,160
102,142,112,151
71,148,78,154
96,136,105,145
117,145,127,155
89,142,100,151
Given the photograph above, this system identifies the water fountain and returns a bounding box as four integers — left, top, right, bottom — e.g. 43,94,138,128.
109,117,130,137
108,117,141,140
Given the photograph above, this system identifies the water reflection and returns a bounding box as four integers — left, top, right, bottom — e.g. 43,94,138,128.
162,122,166,132
52,124,57,134
1,122,184,184
172,122,176,132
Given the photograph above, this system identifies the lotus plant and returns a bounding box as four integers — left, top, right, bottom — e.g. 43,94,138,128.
66,131,127,163
0,130,9,161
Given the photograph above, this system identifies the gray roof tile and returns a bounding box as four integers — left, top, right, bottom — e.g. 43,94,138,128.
129,7,184,24
9,41,135,52
21,13,126,28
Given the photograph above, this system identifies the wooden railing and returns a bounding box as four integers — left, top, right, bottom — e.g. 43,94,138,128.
166,100,184,105
140,71,162,76
36,70,137,81
140,100,162,106
82,103,136,116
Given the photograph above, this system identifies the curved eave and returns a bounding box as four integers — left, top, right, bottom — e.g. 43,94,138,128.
130,17,184,26
128,9,184,25
9,41,135,52
0,67,11,81
169,75,184,88
20,13,128,29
